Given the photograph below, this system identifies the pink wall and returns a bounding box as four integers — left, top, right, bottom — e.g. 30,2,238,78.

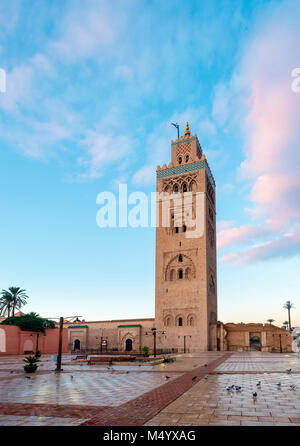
0,325,68,355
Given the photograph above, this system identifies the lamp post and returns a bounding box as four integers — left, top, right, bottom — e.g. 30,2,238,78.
35,332,39,356
153,328,157,358
145,328,165,358
179,335,192,353
45,315,82,372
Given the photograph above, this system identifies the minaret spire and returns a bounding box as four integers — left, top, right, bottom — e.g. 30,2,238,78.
184,122,191,137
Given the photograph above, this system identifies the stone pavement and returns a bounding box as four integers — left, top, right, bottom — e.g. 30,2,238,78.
144,352,300,426
0,352,299,426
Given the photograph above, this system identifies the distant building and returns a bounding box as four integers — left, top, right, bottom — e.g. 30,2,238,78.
292,327,300,352
217,322,293,353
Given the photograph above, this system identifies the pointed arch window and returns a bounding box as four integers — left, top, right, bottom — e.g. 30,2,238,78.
178,269,183,279
170,269,175,281
185,267,191,279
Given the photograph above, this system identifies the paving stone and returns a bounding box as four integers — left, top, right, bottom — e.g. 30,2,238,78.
1,351,299,426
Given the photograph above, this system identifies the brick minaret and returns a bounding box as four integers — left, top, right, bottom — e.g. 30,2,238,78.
155,123,217,352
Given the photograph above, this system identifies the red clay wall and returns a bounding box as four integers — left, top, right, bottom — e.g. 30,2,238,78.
0,325,68,355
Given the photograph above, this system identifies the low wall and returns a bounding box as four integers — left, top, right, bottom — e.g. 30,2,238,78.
0,325,68,355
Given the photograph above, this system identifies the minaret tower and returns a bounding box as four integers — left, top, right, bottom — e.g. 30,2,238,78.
154,123,217,352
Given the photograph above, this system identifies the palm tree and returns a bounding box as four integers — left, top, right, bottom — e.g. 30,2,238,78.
0,294,14,317
0,287,29,317
283,301,295,332
266,319,275,324
282,321,289,330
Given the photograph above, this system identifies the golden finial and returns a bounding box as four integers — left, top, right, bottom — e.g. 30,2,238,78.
184,122,191,137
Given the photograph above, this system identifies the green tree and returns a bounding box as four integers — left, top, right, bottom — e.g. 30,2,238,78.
0,287,29,317
1,312,55,332
266,319,275,324
283,301,295,332
0,293,14,317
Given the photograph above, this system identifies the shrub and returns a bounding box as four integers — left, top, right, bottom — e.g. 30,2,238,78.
1,312,55,332
141,346,150,357
23,355,40,373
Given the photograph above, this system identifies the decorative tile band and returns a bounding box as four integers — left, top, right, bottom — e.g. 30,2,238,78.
157,160,215,188
171,136,197,146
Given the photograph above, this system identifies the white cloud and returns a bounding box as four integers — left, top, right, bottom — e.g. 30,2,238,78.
49,7,118,62
132,165,155,186
78,131,134,180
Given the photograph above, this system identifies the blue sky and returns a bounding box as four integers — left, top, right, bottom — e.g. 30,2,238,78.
0,0,299,326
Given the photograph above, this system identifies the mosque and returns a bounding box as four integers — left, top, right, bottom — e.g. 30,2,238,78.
66,124,292,354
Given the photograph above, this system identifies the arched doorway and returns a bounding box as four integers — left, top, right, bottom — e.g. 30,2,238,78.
23,339,34,354
0,328,6,353
125,339,133,351
73,339,81,351
250,336,261,351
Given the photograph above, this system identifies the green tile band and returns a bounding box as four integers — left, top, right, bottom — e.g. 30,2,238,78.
171,136,197,146
156,160,215,188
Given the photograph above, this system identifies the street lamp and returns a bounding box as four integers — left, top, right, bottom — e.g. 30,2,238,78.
145,328,165,358
178,335,192,353
45,315,82,372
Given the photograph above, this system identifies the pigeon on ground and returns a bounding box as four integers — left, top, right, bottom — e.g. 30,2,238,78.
256,381,261,387
252,392,257,398
192,376,197,381
70,375,74,379
165,376,171,379
25,376,31,379
226,386,232,391
276,382,281,387
286,369,292,374
290,384,296,390
204,376,208,380
235,386,242,391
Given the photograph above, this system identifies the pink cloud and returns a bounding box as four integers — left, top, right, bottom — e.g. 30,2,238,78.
221,226,300,265
217,1,300,263
238,6,300,230
216,220,234,231
217,224,270,248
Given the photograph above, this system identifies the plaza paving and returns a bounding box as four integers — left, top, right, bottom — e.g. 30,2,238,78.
0,352,299,426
